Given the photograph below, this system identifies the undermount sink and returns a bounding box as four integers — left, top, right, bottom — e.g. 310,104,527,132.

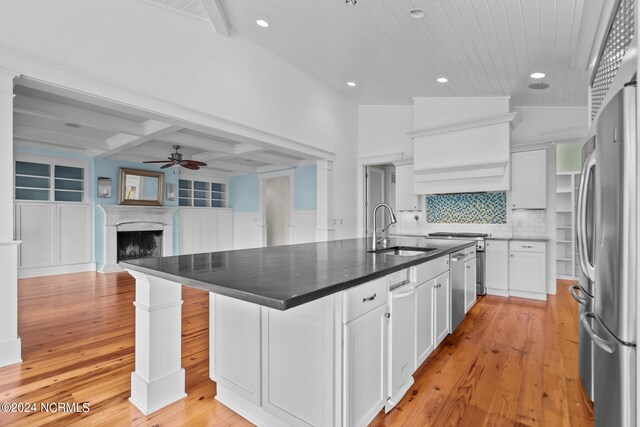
368,246,436,257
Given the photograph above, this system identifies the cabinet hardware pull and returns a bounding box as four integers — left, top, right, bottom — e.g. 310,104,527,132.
363,293,377,302
383,313,391,318
466,266,470,269
510,254,514,257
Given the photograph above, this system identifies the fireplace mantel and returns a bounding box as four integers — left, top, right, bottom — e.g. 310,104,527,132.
98,205,177,273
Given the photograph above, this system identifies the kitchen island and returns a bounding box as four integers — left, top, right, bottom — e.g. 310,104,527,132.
121,237,475,425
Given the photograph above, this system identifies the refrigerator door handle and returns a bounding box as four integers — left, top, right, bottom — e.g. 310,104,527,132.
568,285,588,306
576,150,596,282
580,312,615,354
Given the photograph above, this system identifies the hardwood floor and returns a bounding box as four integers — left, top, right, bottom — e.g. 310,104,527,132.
0,274,593,426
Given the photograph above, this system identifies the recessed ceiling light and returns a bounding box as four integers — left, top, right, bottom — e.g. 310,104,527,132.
436,77,448,83
530,72,546,79
256,19,269,28
410,9,425,19
347,81,356,87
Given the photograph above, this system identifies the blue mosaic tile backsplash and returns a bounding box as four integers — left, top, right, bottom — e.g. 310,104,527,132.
426,192,507,224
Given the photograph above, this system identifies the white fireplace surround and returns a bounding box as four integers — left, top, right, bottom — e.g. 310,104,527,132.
99,205,176,273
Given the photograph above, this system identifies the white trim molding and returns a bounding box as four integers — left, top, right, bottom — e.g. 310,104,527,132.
407,112,518,139
258,169,296,246
315,159,334,241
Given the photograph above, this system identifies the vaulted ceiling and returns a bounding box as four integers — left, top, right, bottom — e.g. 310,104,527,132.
143,0,591,106
13,83,317,174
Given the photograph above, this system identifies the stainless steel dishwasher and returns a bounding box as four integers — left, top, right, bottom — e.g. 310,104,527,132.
450,249,471,332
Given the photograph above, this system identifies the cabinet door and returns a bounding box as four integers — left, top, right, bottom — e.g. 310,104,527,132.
200,210,217,252
344,304,387,427
216,209,234,251
434,272,450,347
509,251,546,294
179,209,200,255
395,164,419,211
59,204,92,264
464,258,477,313
16,203,56,267
416,281,435,367
486,240,508,291
511,150,547,209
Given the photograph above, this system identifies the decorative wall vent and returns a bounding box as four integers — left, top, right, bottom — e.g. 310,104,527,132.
590,0,635,120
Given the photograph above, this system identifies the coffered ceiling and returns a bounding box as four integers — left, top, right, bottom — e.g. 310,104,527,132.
142,0,593,106
13,83,316,174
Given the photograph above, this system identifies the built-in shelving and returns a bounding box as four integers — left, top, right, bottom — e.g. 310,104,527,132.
179,179,226,208
556,171,581,280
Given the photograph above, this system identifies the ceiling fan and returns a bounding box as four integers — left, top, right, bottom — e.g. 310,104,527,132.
143,145,207,170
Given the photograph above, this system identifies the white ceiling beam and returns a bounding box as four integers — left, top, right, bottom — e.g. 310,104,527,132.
158,132,236,154
97,123,181,158
13,94,147,136
13,125,107,150
192,143,264,162
240,151,301,168
201,0,230,36
207,160,256,173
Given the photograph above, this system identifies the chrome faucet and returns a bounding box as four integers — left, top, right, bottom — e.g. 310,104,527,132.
371,203,398,251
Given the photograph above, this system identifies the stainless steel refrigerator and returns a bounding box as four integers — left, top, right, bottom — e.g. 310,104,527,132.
573,134,596,402
576,82,637,426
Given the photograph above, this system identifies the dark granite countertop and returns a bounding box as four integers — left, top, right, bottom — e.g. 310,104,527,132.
121,237,474,310
486,236,550,242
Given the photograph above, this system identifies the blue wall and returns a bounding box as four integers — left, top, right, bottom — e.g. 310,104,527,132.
294,164,317,210
228,174,260,211
228,165,317,212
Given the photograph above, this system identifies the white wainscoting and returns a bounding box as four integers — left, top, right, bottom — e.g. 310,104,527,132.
233,212,263,250
292,211,317,244
179,208,233,255
15,202,94,278
233,210,317,249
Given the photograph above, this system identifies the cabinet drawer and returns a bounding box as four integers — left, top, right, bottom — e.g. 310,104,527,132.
343,277,388,323
510,240,546,253
415,256,449,285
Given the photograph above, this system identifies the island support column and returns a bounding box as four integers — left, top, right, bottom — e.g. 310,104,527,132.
0,69,21,367
127,270,186,415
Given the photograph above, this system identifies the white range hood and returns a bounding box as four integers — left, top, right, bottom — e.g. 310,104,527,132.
408,97,517,194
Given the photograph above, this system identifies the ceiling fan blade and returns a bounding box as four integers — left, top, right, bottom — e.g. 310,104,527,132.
143,160,173,163
160,163,175,169
180,161,200,170
186,160,208,166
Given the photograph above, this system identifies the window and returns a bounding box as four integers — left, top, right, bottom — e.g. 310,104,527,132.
15,159,85,203
179,179,226,208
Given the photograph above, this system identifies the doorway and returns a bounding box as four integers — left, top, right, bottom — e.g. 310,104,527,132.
265,176,291,246
364,164,396,238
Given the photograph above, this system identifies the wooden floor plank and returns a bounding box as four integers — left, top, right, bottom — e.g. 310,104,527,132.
0,273,593,426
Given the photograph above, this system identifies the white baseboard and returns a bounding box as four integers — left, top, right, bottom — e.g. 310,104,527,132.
130,369,186,416
216,385,293,427
486,288,509,297
0,336,22,367
99,263,124,274
508,289,547,301
18,262,96,279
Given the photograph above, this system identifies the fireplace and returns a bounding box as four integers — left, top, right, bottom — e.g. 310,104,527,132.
98,205,176,273
117,230,163,261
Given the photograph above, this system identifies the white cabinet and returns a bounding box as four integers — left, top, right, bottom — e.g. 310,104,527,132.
344,304,388,427
464,257,477,313
509,240,547,300
415,259,450,367
511,150,547,209
434,271,450,347
15,202,92,277
416,280,435,366
395,164,420,211
179,208,233,254
485,240,509,296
